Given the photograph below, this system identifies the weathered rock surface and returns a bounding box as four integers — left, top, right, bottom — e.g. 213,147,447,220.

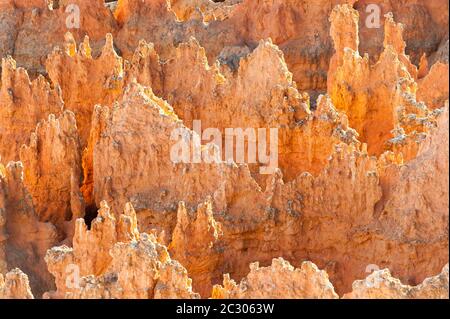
45,201,199,299
417,62,449,110
343,264,449,299
209,258,448,299
327,6,436,156
124,37,358,182
0,268,34,299
46,33,124,147
0,0,116,75
0,57,63,162
169,198,223,297
0,1,447,300
20,111,84,236
0,161,58,297
212,258,339,299
1,0,447,94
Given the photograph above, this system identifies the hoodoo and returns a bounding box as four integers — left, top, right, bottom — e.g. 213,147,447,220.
0,0,448,301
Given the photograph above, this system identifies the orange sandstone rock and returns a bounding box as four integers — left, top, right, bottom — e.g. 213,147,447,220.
0,1,447,300
212,258,339,299
0,161,58,297
124,37,358,181
46,33,124,147
343,264,449,299
0,0,116,75
0,57,63,162
168,0,241,23
1,0,447,95
20,111,84,236
328,5,443,156
417,62,450,110
45,201,198,299
0,268,34,299
169,198,223,297
209,259,449,299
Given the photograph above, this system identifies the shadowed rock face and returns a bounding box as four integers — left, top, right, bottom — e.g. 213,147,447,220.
0,1,448,299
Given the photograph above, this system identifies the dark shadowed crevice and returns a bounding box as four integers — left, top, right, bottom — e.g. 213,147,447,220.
84,204,99,230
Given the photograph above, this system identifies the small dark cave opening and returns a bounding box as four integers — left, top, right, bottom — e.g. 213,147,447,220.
84,204,99,230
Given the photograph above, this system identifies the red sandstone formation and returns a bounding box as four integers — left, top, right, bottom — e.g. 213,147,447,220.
212,258,339,299
343,264,449,299
45,33,124,147
0,0,116,75
20,111,84,236
44,201,199,299
0,57,63,162
417,62,450,110
0,268,34,299
0,161,58,296
1,0,447,93
0,1,448,300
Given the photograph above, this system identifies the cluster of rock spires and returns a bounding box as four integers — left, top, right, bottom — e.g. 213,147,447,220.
0,0,449,299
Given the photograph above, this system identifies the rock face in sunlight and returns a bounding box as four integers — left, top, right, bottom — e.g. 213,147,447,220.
0,268,34,299
0,0,448,299
0,57,64,163
212,258,339,299
343,264,449,299
44,201,198,299
0,0,447,93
